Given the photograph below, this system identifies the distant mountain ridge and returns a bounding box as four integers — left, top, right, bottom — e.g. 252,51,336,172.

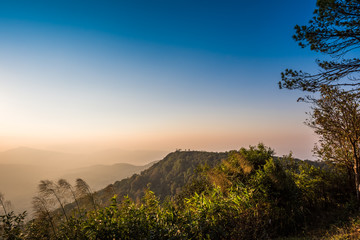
0,147,167,167
0,147,164,213
61,162,157,191
0,147,73,167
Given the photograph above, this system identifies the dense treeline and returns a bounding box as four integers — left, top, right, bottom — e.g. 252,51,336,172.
0,144,356,239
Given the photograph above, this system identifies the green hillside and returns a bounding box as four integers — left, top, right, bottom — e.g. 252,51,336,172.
97,150,228,204
2,144,356,239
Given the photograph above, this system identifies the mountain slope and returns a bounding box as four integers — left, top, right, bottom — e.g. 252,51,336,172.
97,150,228,203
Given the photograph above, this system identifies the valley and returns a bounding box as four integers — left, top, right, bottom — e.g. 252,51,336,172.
0,147,165,213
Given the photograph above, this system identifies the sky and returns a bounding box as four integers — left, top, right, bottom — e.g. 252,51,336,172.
0,0,321,159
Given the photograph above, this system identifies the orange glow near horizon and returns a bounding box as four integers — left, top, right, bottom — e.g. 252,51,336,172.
0,122,317,160
0,1,319,161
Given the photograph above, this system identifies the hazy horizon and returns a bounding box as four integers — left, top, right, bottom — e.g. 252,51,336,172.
0,0,318,161
0,141,316,161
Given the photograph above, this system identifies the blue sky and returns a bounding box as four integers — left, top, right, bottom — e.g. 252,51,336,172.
0,0,320,159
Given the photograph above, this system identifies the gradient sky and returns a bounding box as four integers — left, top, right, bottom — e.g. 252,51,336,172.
0,0,321,159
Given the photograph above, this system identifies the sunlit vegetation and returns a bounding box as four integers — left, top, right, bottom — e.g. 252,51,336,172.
1,144,358,239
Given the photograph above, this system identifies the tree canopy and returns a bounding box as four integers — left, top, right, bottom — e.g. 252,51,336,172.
306,86,360,200
280,0,360,92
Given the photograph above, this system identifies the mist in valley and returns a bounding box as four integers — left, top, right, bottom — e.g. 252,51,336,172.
0,147,166,213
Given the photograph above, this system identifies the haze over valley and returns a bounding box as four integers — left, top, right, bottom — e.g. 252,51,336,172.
0,147,165,212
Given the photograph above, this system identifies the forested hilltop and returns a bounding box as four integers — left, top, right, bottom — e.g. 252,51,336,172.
95,150,228,205
1,144,358,239
96,150,323,206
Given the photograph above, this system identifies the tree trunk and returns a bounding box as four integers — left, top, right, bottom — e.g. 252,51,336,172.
354,157,360,204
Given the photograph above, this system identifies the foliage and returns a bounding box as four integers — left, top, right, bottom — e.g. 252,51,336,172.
56,192,187,240
0,211,27,240
96,151,227,205
1,146,358,239
306,86,360,202
280,0,360,93
0,193,26,240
